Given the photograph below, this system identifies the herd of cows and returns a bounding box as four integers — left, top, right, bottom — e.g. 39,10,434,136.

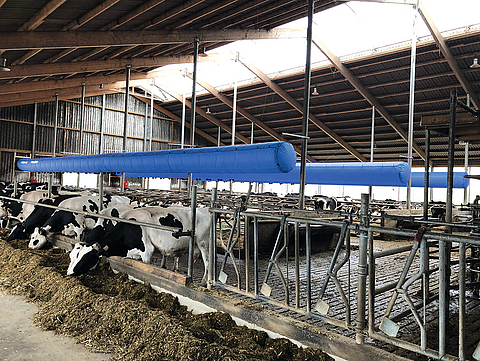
0,181,211,285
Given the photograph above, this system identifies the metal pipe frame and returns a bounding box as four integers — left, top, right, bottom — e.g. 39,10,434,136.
32,102,37,160
187,185,197,278
77,82,86,189
190,38,199,148
121,65,131,192
208,202,478,360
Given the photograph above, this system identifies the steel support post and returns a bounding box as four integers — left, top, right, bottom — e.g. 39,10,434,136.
423,129,430,299
254,216,259,296
32,102,37,159
464,141,469,205
232,73,238,146
49,93,59,198
369,106,375,201
298,0,314,211
121,65,131,193
368,229,375,335
181,92,186,149
407,6,417,210
458,241,465,361
98,173,104,212
99,93,105,154
306,223,312,312
187,185,197,278
356,193,370,344
190,38,199,148
295,222,300,308
208,188,217,289
77,82,85,188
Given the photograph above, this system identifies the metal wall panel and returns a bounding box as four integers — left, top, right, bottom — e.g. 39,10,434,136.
0,152,13,182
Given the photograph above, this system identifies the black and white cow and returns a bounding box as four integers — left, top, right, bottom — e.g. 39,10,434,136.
82,203,138,245
28,195,130,249
67,205,212,285
7,194,81,241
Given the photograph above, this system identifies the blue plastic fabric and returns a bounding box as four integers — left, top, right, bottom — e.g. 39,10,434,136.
123,161,412,187
410,172,469,189
17,142,296,174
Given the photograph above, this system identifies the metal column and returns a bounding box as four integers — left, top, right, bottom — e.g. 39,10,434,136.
298,0,314,211
49,93,59,198
190,38,199,148
181,91,186,149
97,92,105,196
369,106,375,200
356,193,369,344
121,65,131,192
423,129,430,221
407,6,417,210
77,82,86,188
187,185,197,278
32,102,37,159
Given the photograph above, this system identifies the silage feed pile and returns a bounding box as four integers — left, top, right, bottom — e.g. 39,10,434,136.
0,229,332,361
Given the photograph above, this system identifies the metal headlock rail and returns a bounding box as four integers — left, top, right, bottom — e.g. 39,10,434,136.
208,193,480,361
3,188,480,360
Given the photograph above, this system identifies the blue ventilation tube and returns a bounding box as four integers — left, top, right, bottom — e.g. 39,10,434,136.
410,172,469,189
17,142,297,174
123,162,412,187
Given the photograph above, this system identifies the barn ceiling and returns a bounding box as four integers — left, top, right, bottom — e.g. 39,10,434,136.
0,0,479,167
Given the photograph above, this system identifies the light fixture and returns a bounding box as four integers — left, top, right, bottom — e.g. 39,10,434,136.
471,56,480,69
312,87,319,96
205,107,211,114
198,47,208,57
0,58,10,71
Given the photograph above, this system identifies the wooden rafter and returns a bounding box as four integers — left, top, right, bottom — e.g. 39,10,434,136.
62,0,121,31
18,0,67,31
132,95,222,146
239,55,368,162
188,72,314,161
311,32,426,161
99,0,167,31
164,89,251,144
417,0,480,109
0,28,305,51
0,53,227,80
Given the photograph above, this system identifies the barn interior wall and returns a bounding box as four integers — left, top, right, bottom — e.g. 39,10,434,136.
0,93,209,182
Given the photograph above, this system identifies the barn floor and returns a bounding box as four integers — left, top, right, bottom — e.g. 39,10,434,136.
0,290,111,361
158,234,480,361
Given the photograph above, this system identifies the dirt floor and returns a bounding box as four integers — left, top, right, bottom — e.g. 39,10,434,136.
0,228,333,361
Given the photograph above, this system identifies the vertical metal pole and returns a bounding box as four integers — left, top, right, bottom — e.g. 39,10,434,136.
423,129,430,299
32,102,37,159
142,101,148,189
295,222,300,308
190,38,199,148
99,93,105,154
187,185,197,278
407,6,417,210
465,94,470,204
98,173,104,211
254,216,259,296
459,240,466,361
464,141,469,204
423,129,430,221
216,126,221,189
149,92,153,151
232,59,238,146
306,223,311,312
49,93,59,198
368,229,375,335
208,188,217,289
356,193,369,344
181,92,186,149
121,65,131,192
77,82,86,188
299,0,314,211
369,106,375,200
245,215,250,294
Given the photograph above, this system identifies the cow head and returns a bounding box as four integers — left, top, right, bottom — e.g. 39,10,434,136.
67,242,104,276
7,223,26,241
28,227,50,249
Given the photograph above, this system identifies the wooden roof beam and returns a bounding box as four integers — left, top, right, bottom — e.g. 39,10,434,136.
417,0,480,109
134,0,207,30
311,32,426,161
238,55,367,162
18,0,67,31
0,28,305,51
62,0,121,31
0,53,227,80
99,0,166,31
164,88,251,145
132,94,222,146
187,72,315,161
